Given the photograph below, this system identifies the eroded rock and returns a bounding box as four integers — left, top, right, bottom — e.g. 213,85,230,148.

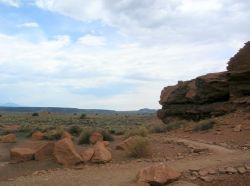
10,147,35,162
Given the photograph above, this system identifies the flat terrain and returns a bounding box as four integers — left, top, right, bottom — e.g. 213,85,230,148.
0,111,249,186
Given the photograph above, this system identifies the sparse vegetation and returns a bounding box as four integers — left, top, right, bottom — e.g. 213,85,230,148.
127,136,150,158
78,128,93,144
99,130,114,141
150,123,168,133
79,113,86,119
125,127,148,138
44,128,63,140
32,112,39,117
165,120,186,131
68,125,82,136
192,119,215,132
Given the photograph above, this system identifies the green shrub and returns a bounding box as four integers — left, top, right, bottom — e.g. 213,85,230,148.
0,114,2,117
165,120,186,131
127,136,150,158
193,119,215,132
125,127,148,138
44,128,63,140
32,112,39,117
68,125,82,136
79,113,86,119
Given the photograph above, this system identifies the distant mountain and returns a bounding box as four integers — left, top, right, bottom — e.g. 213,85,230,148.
0,102,21,107
137,108,157,113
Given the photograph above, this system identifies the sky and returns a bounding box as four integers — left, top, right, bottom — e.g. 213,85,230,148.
0,0,249,110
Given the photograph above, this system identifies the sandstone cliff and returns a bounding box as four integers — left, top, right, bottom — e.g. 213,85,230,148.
158,42,250,123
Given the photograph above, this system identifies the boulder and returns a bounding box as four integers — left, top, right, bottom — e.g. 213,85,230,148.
79,148,94,162
116,136,138,151
10,148,35,162
89,132,103,144
35,142,55,161
91,141,112,163
233,124,242,132
53,138,82,166
61,131,72,139
137,164,181,185
0,134,16,143
31,131,44,140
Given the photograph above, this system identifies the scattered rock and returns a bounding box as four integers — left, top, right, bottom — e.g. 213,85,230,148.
198,169,208,176
0,134,16,143
225,167,237,174
207,168,217,175
79,148,94,162
89,132,103,144
35,142,55,161
137,164,181,185
237,167,246,174
218,167,226,174
168,181,199,186
31,131,44,140
233,124,242,132
53,138,82,166
245,164,250,170
125,182,150,186
10,148,35,162
200,176,213,182
91,141,112,163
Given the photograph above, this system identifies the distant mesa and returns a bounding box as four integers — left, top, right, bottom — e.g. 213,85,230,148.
158,41,250,123
0,102,21,107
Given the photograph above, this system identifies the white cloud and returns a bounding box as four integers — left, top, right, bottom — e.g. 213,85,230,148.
0,0,20,7
78,34,106,46
17,22,40,28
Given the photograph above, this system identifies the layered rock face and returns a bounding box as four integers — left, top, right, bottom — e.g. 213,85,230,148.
158,42,250,123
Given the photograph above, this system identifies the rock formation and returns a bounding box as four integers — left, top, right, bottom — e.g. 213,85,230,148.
158,42,250,123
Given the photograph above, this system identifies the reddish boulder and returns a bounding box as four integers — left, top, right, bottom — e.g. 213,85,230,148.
53,138,82,166
79,148,94,162
91,141,112,163
35,142,55,161
89,132,103,144
61,131,72,139
137,164,181,185
0,134,16,143
31,131,44,140
116,136,137,151
10,148,35,162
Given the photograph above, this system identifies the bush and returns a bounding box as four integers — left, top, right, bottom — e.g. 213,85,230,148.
125,127,148,138
0,114,2,117
68,125,82,136
127,136,150,158
99,130,114,141
32,112,39,117
193,119,215,132
44,128,63,140
79,113,86,119
150,123,168,133
78,129,93,144
165,120,186,131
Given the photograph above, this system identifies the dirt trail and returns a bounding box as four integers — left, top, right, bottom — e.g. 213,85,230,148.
1,137,250,186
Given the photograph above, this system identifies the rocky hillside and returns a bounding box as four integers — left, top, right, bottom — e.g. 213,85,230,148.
158,42,250,123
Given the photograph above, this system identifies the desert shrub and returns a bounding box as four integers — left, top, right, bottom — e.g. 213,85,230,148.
150,123,168,133
79,113,86,119
127,136,150,158
109,129,125,135
44,128,63,140
0,130,11,135
78,128,93,144
165,120,186,131
0,114,2,117
99,130,114,141
192,119,215,132
68,125,82,136
125,127,148,138
32,112,39,117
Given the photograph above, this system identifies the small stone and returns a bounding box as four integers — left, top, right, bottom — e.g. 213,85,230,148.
233,124,242,132
200,176,213,182
237,167,246,174
218,167,226,174
225,167,237,174
207,168,217,175
198,170,208,176
245,164,250,170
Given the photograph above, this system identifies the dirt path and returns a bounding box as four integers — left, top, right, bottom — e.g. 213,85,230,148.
1,137,249,186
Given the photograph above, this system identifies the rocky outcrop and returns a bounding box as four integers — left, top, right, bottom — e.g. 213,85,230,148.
158,42,250,122
35,142,55,161
89,132,103,144
31,131,44,140
91,141,112,163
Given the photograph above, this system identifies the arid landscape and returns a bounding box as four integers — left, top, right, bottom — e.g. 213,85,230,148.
0,42,249,186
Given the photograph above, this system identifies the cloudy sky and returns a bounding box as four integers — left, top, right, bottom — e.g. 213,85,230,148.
0,0,249,110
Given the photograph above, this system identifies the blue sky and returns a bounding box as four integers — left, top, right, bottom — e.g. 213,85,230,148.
0,0,249,110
